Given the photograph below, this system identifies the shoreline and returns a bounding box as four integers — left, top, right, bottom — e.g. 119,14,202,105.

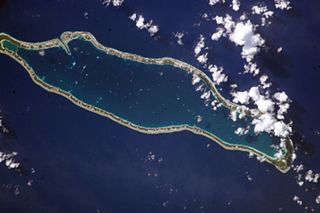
0,32,293,173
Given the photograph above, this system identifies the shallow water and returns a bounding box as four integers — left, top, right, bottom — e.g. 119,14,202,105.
13,37,278,156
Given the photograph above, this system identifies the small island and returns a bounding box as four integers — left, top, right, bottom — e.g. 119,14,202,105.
0,32,294,172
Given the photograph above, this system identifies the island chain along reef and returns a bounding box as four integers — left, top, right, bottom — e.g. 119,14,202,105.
0,31,293,172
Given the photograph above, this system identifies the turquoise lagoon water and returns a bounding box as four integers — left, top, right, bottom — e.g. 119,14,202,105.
14,38,277,156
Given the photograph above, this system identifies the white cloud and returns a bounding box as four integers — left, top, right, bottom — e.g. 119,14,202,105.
274,0,292,10
209,65,228,85
230,84,293,139
234,127,243,135
214,14,235,33
234,127,249,135
208,0,225,6
293,195,303,206
274,149,284,159
277,103,290,120
251,111,292,137
260,75,272,89
255,97,274,113
214,15,265,63
252,5,271,16
101,0,124,7
192,75,201,85
230,21,253,45
129,13,159,37
274,91,288,103
196,115,203,123
273,92,290,120
274,121,291,137
211,27,225,41
232,91,250,104
201,91,211,100
252,5,274,26
294,164,304,173
244,62,260,76
136,15,146,29
189,3,294,143
230,21,265,62
174,32,184,45
316,195,320,204
305,170,320,183
148,25,159,36
0,151,20,170
38,50,46,56
231,0,240,11
195,84,204,92
252,113,276,134
230,110,238,122
232,87,274,113
129,13,137,21
248,86,261,101
211,100,219,111
194,35,205,56
197,53,208,64
277,47,283,52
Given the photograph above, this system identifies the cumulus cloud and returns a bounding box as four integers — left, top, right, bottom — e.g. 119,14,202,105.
231,0,240,11
260,75,272,89
248,86,261,101
197,53,208,64
148,25,159,36
273,91,290,119
274,0,292,10
305,170,320,183
230,83,293,138
255,97,274,113
229,21,265,62
135,15,146,29
189,1,294,144
214,14,235,33
213,15,265,76
208,0,225,6
193,35,209,65
274,91,288,103
232,91,250,104
276,102,290,120
244,62,260,76
101,0,124,7
274,121,291,137
129,13,159,36
252,4,274,26
194,35,205,56
211,27,225,41
277,47,283,52
230,110,238,122
209,65,228,85
0,151,20,170
173,32,184,45
250,100,291,137
252,113,276,134
201,91,211,100
234,127,249,135
192,75,201,85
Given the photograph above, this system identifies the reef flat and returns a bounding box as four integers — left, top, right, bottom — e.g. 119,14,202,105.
0,32,293,172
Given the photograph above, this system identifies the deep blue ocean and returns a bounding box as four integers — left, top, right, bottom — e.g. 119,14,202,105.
0,0,319,213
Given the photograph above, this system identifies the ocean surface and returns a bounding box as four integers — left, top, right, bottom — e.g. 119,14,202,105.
0,0,319,213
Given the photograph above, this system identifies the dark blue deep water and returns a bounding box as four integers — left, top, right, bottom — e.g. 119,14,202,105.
0,0,319,213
